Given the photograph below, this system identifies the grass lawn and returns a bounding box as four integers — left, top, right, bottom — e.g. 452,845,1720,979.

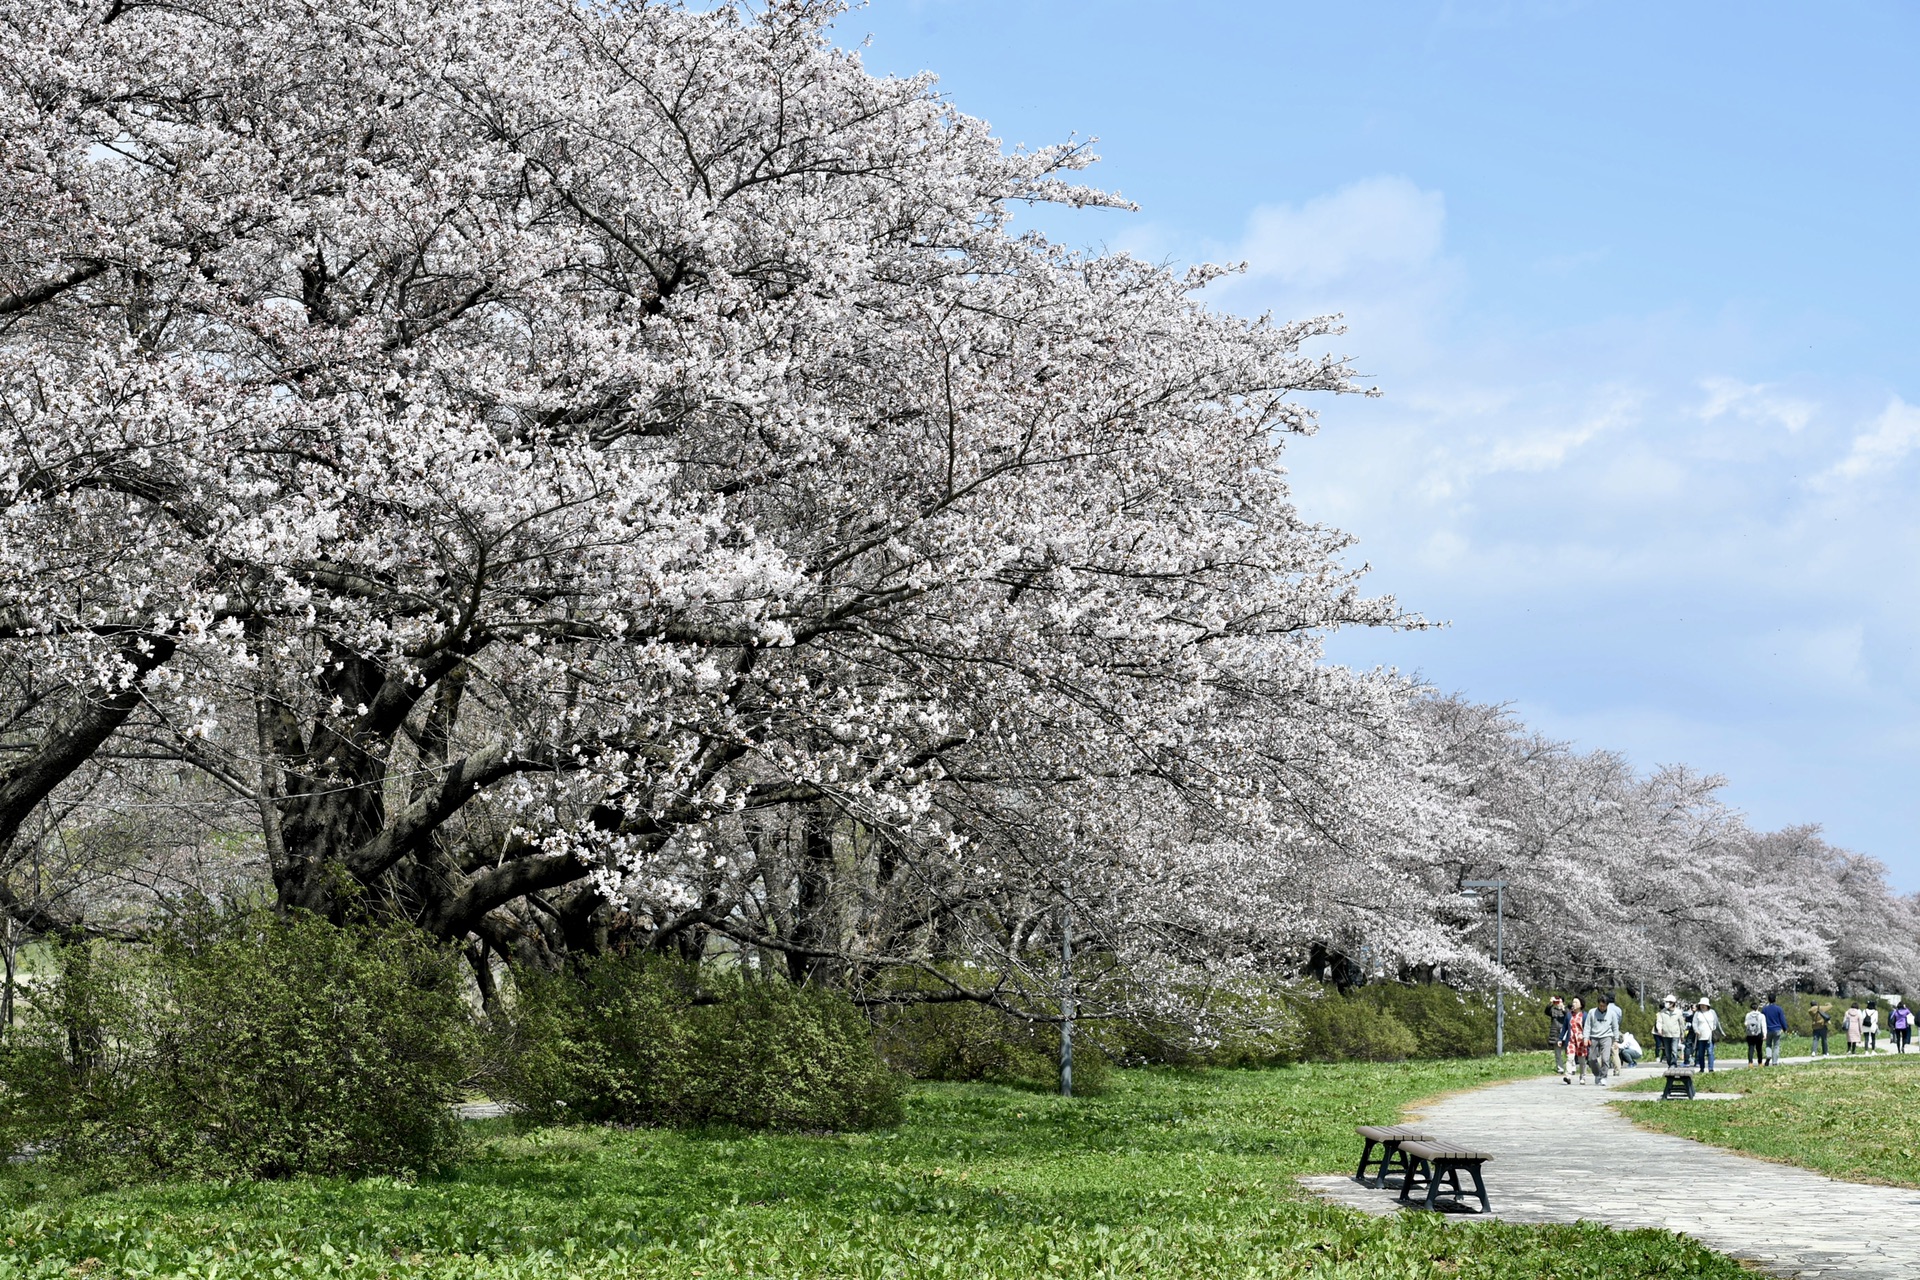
1615,1052,1920,1187
0,1055,1746,1280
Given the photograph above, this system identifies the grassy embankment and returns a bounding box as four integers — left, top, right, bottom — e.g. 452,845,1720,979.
0,1054,1747,1280
1615,1052,1920,1187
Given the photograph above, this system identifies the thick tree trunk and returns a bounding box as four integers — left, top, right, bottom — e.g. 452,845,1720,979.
787,810,840,984
465,940,500,1014
1,915,15,1031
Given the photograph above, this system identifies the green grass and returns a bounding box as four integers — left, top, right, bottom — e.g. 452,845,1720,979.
0,1056,1746,1279
1616,1052,1920,1187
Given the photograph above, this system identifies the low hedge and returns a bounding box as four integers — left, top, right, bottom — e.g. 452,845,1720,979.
0,909,472,1182
494,954,903,1131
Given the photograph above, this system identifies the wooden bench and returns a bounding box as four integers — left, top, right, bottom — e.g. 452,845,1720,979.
1395,1140,1492,1213
1353,1124,1432,1188
1661,1066,1698,1100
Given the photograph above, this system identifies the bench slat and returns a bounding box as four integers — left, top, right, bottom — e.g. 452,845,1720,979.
1355,1124,1431,1142
1400,1141,1492,1161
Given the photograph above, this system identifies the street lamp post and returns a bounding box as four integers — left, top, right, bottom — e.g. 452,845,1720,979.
1462,879,1508,1057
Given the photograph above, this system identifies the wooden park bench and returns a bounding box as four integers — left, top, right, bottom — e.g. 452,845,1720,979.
1660,1065,1698,1100
1395,1140,1492,1214
1352,1124,1432,1189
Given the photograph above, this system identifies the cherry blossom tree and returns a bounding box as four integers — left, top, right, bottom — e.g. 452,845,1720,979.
1406,695,1920,1000
5,0,1909,1042
0,0,1447,1025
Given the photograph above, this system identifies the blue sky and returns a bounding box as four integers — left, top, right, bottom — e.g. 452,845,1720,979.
838,1,1920,886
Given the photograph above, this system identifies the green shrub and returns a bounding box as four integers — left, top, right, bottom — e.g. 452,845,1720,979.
873,997,1111,1093
0,910,472,1182
1292,992,1418,1062
495,954,903,1130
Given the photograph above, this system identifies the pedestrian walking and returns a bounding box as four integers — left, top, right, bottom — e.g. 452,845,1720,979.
1682,999,1700,1064
1893,1000,1913,1054
1809,1002,1831,1056
1563,996,1589,1084
1587,993,1622,1085
1691,997,1720,1072
1863,1004,1879,1051
1844,1002,1864,1053
1743,1003,1766,1065
1546,995,1572,1076
1761,995,1787,1066
1654,996,1685,1066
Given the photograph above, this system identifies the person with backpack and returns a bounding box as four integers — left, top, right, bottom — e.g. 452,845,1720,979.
1743,1003,1766,1065
1809,1002,1832,1056
1891,1000,1913,1053
1691,997,1720,1072
1863,1003,1880,1051
1761,995,1787,1066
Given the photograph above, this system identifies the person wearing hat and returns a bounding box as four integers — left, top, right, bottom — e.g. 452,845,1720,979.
1653,996,1685,1067
1690,997,1720,1072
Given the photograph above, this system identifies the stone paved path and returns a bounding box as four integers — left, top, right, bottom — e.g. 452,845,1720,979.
1301,1057,1920,1278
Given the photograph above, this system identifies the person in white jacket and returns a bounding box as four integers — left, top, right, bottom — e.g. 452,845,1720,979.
1691,998,1720,1072
1654,997,1686,1067
1743,1005,1767,1064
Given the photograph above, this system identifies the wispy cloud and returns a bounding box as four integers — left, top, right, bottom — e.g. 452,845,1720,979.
1698,376,1815,433
1822,396,1920,483
1233,177,1445,287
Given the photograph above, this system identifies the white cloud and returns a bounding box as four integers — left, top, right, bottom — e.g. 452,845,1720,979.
1698,376,1815,433
1480,391,1637,474
1232,176,1445,287
1823,396,1920,482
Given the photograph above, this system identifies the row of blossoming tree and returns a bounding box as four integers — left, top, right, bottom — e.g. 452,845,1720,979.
2,0,1912,1038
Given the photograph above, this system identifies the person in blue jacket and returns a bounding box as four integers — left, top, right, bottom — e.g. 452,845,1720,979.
1760,995,1788,1066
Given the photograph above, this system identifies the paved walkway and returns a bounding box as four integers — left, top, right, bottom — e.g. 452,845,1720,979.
1301,1056,1920,1278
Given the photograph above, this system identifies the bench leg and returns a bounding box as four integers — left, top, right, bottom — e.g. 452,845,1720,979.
1687,1078,1696,1100
1398,1155,1429,1205
1423,1160,1445,1212
1355,1138,1378,1184
1465,1162,1490,1214
1379,1143,1411,1189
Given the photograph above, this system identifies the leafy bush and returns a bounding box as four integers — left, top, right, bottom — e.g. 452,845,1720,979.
495,954,902,1130
1292,992,1419,1062
873,997,1111,1093
0,910,473,1182
1278,981,1662,1065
